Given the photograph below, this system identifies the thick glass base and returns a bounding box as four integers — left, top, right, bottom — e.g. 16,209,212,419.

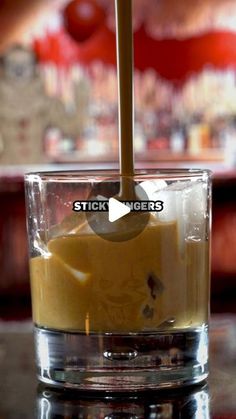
37,384,210,418
35,325,208,391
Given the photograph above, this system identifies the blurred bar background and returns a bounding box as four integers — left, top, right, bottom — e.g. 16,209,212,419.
0,0,236,318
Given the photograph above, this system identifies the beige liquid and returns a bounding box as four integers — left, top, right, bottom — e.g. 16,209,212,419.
30,222,209,332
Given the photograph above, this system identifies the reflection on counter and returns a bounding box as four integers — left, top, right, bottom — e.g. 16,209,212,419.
37,384,209,419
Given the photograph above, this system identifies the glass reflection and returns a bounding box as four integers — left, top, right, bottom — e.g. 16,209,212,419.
37,384,209,418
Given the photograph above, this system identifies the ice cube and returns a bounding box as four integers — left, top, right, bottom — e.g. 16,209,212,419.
153,180,208,252
183,182,208,224
153,185,184,223
49,195,109,237
33,233,50,258
65,264,89,283
183,181,208,241
136,179,167,201
49,212,88,238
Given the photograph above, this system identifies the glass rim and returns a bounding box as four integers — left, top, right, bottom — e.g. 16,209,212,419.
24,168,212,182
